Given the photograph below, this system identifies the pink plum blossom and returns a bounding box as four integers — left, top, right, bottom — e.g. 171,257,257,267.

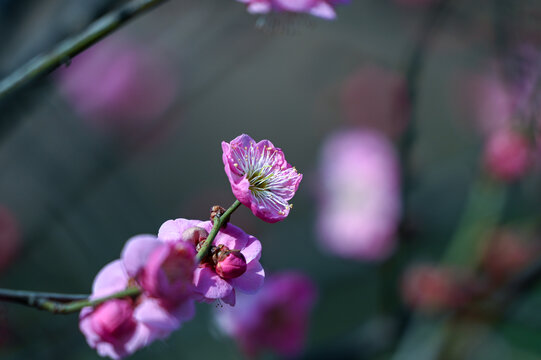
317,130,401,261
237,0,349,20
80,259,194,359
158,219,265,306
341,65,410,139
56,39,177,136
0,206,21,274
222,134,302,223
215,272,317,358
121,235,197,308
483,129,531,182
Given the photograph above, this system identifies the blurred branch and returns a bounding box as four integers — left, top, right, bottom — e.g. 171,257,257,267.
0,286,140,314
495,257,541,308
442,174,506,267
400,0,452,186
0,0,168,100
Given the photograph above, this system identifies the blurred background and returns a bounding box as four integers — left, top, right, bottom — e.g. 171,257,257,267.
1,0,541,359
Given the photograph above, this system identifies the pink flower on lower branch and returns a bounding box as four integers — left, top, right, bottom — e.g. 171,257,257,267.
316,130,401,261
215,272,317,358
158,218,265,306
238,0,349,19
121,234,197,309
80,258,194,359
222,134,302,223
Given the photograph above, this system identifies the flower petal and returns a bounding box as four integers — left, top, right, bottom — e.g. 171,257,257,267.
231,261,265,294
121,235,162,278
240,235,262,263
193,267,233,299
158,218,202,243
309,2,337,19
222,289,236,306
134,297,180,335
92,260,129,298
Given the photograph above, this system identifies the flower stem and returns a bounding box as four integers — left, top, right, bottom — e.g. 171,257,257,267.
196,200,242,262
0,0,168,100
0,200,242,314
0,286,141,314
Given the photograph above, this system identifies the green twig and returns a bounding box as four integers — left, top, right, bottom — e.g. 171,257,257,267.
196,200,242,262
0,286,141,314
0,0,168,99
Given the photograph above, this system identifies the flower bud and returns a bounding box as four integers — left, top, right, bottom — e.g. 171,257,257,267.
90,299,137,345
484,129,530,182
401,265,469,312
481,230,536,283
215,251,247,279
181,226,208,248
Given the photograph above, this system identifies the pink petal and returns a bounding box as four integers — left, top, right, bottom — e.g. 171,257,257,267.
171,299,196,322
134,298,180,335
121,235,162,278
193,267,233,299
274,0,317,12
231,261,265,294
124,324,152,354
92,260,129,298
158,218,202,243
222,289,236,306
199,222,249,250
309,2,336,19
96,342,124,360
79,311,100,347
240,236,262,263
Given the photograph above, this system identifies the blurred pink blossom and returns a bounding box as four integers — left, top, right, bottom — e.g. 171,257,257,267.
237,0,349,19
481,229,539,284
222,134,302,223
0,206,21,273
158,219,265,306
483,129,531,182
341,65,409,139
215,272,317,358
317,130,401,261
401,264,470,312
121,235,197,308
80,259,194,359
457,46,541,136
56,39,177,136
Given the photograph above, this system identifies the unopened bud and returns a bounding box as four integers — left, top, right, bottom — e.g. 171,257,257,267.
215,250,247,279
182,226,208,247
484,130,530,182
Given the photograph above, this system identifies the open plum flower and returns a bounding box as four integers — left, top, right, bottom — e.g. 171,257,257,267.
237,0,350,19
158,218,265,306
121,234,197,309
215,272,317,358
222,134,302,223
80,258,194,359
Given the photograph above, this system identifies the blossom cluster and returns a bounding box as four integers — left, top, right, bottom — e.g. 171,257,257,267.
80,220,264,359
79,134,303,359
